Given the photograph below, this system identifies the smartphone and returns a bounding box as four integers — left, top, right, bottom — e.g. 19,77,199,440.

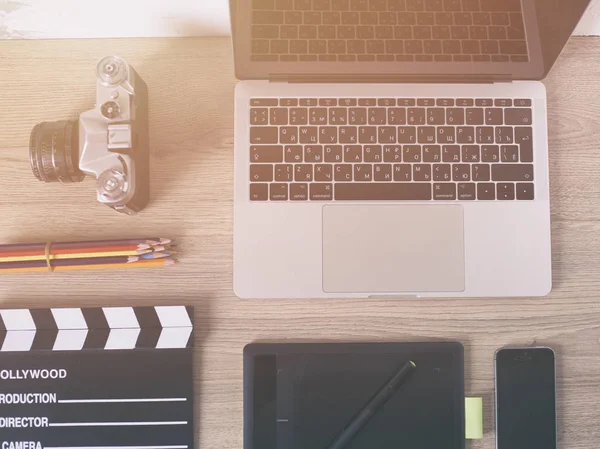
495,347,556,449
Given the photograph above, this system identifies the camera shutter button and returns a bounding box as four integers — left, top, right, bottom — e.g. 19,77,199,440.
98,169,129,202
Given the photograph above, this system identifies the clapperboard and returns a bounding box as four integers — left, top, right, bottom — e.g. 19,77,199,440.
0,305,194,449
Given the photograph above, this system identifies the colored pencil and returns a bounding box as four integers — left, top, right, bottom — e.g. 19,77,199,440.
0,259,177,274
0,250,152,263
0,238,172,252
0,243,153,258
0,256,141,270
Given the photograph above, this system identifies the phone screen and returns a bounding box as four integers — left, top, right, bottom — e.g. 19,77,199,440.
496,348,556,449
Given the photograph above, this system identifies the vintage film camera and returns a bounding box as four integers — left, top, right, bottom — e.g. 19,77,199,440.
29,56,149,214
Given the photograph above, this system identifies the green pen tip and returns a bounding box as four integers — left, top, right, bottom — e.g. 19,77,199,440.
410,361,417,368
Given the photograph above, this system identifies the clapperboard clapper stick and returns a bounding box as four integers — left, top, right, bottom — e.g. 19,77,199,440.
0,306,194,449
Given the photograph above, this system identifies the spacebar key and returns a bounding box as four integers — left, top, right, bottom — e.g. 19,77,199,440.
335,183,432,201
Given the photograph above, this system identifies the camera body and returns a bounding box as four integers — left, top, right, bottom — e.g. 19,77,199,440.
30,56,149,215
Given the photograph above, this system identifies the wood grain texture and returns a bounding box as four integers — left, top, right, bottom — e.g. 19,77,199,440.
1,36,600,448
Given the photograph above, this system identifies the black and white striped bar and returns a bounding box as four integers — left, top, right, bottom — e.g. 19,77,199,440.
0,306,193,352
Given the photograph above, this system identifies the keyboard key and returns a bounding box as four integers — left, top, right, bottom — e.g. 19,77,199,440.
359,127,377,144
497,183,515,201
507,13,526,39
426,108,444,125
335,183,431,200
299,126,319,143
280,127,299,144
461,145,480,162
405,40,424,54
254,10,284,24
290,183,309,201
423,145,441,162
384,145,403,162
320,127,338,144
492,164,534,182
472,164,490,181
313,0,331,10
481,40,499,54
414,25,432,38
379,127,397,144
374,164,393,181
495,127,514,144
250,183,269,201
442,145,460,162
290,108,308,125
310,183,333,201
445,108,464,125
515,127,533,162
394,164,412,181
376,25,394,38
315,164,333,181
433,163,451,181
458,183,476,200
300,98,318,106
344,145,363,162
505,108,532,125
501,145,519,162
485,108,503,125
476,127,494,144
354,164,373,181
432,25,450,39
419,127,437,144
364,145,383,162
413,164,432,181
250,164,273,182
443,40,461,54
408,108,427,125
324,145,343,162
251,127,279,144
515,99,532,107
342,11,361,24
437,127,456,144
417,12,435,24
404,145,422,162
389,0,409,11
379,12,398,25
270,183,289,201
500,40,527,55
294,0,311,9
295,164,313,181
482,145,499,162
285,145,303,162
472,12,491,25
457,127,475,143
388,108,407,125
335,164,353,181
339,127,358,144
457,99,474,107
516,183,535,200
305,145,323,162
251,108,269,125
251,145,284,163
361,11,379,24
349,108,368,125
477,183,495,200
275,164,294,182
285,11,303,23
434,183,456,200
398,127,417,143
451,25,469,39
270,108,289,125
453,164,470,181
481,0,522,11
407,0,425,11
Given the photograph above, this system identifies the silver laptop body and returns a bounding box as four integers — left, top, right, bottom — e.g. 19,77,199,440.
231,0,591,299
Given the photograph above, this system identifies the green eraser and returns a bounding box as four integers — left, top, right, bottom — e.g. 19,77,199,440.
465,397,483,439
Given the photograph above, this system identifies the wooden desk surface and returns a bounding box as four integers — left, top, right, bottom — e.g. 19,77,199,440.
1,36,600,448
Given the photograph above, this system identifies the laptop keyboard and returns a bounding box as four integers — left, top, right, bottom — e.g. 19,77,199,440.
251,0,529,63
248,97,535,201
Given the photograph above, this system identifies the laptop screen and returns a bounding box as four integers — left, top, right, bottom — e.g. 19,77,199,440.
232,0,591,81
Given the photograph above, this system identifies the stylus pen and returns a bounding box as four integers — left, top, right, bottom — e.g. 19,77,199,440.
325,360,417,449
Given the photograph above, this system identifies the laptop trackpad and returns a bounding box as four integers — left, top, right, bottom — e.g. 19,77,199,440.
322,205,465,294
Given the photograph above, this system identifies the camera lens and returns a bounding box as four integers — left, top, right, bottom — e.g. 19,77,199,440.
29,120,85,183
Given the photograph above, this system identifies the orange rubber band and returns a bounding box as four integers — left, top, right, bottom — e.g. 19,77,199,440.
45,241,54,272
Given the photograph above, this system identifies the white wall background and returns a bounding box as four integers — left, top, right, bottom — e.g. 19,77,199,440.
1,0,600,39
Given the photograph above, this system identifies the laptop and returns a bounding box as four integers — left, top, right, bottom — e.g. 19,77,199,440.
231,0,591,299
